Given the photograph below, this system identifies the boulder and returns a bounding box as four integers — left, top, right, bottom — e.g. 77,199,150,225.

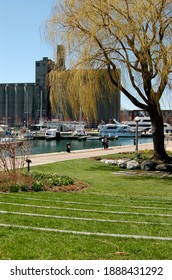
105,159,118,165
117,158,130,169
141,160,157,171
100,159,107,163
127,160,140,170
156,164,172,172
100,159,118,165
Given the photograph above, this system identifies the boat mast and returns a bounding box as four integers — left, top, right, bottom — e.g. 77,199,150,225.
5,83,8,129
39,86,43,130
24,83,29,130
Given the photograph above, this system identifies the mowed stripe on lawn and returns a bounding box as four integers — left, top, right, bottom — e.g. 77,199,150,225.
0,201,172,217
0,193,171,210
0,210,171,225
0,192,171,242
0,223,172,241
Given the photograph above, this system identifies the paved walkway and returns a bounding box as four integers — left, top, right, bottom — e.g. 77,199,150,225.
30,140,172,166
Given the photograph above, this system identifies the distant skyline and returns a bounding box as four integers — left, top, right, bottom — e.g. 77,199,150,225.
0,0,171,110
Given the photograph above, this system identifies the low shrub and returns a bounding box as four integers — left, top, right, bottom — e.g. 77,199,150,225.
31,181,44,192
27,171,74,187
10,184,20,193
20,184,28,192
0,170,76,193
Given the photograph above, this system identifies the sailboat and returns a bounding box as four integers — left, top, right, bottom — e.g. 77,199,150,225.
16,84,34,140
31,87,47,139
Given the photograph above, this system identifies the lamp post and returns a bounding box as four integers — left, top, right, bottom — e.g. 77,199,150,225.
134,117,140,154
26,159,32,172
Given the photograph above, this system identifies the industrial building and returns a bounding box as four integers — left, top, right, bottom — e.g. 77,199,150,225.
0,57,52,127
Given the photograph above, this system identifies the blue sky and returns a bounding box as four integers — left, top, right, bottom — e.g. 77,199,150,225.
0,0,55,83
0,0,171,110
0,0,135,109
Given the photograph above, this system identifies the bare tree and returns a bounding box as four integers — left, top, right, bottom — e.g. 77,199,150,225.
47,0,172,161
0,141,31,173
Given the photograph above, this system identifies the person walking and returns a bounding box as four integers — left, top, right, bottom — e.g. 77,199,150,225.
105,138,109,149
66,143,71,153
102,137,109,149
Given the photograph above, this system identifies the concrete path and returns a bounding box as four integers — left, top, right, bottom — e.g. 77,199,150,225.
29,140,172,166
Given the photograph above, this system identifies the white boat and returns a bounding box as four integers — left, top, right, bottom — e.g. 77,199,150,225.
45,128,60,140
47,120,85,132
123,116,151,131
86,136,101,140
99,121,142,138
0,125,5,137
0,135,25,143
0,137,15,143
15,129,34,140
78,135,88,141
46,120,86,139
123,115,172,133
163,124,172,133
22,132,34,140
32,129,46,140
60,131,79,139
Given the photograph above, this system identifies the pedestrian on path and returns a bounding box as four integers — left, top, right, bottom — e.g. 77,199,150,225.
66,143,71,153
102,137,109,149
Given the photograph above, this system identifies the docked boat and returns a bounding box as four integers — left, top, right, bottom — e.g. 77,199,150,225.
86,136,101,140
15,129,34,140
60,131,79,139
31,121,47,140
22,132,34,140
123,116,152,131
0,137,15,143
123,115,172,133
45,120,86,140
99,122,142,138
0,125,5,137
78,135,87,141
32,129,46,140
45,128,60,140
47,120,85,132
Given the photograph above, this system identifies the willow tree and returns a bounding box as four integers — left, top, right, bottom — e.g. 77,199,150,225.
48,68,120,121
47,0,172,161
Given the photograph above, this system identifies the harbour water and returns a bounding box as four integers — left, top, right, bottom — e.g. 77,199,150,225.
30,137,153,155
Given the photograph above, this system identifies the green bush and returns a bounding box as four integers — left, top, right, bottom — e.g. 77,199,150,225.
1,170,74,193
31,181,44,192
10,184,19,193
46,175,73,186
27,171,74,187
20,184,28,192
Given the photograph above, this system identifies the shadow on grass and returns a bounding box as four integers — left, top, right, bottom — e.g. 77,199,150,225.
86,164,120,172
87,163,172,182
112,171,172,183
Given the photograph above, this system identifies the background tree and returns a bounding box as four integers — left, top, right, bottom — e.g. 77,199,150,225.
47,0,172,161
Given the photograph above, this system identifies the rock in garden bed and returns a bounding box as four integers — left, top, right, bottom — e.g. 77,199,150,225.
100,157,172,176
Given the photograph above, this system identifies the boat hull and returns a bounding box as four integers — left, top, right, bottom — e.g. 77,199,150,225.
45,129,60,140
100,132,141,138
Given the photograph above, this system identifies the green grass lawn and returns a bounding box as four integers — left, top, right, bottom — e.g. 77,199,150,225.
0,154,172,260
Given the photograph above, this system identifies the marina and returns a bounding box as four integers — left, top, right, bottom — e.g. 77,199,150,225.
30,136,153,155
1,116,172,155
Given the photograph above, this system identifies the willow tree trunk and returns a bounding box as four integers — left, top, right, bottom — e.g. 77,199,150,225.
148,105,171,162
